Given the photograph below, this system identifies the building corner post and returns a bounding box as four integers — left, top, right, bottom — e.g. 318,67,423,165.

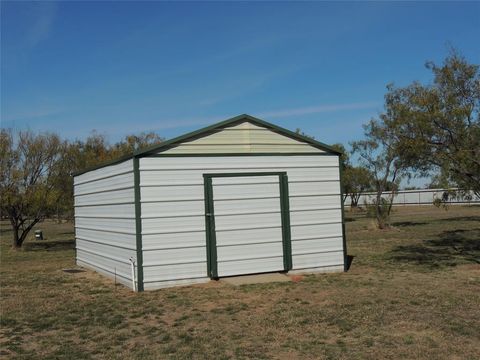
338,155,348,272
133,156,144,291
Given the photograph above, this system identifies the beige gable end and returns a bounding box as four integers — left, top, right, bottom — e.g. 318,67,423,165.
162,121,324,154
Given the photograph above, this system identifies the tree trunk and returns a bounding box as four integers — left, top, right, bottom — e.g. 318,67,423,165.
351,193,360,207
12,225,22,249
375,191,389,229
375,192,382,228
10,219,39,249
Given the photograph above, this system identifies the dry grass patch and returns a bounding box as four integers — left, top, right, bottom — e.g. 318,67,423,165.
1,207,479,359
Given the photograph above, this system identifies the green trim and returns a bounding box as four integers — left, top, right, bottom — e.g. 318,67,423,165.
203,172,292,277
73,114,342,177
145,153,334,157
74,216,77,265
203,178,212,277
338,157,348,272
133,158,144,291
204,176,218,278
203,172,287,178
279,174,293,271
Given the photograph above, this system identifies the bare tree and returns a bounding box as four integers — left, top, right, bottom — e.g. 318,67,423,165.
0,129,66,248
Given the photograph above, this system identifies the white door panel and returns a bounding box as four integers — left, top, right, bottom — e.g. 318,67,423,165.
211,175,285,277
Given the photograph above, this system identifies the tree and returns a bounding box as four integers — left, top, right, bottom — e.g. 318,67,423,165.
331,143,373,207
295,128,315,139
111,132,163,157
344,166,373,208
330,143,349,169
331,143,350,203
379,51,480,197
0,129,66,248
351,119,406,229
56,131,164,221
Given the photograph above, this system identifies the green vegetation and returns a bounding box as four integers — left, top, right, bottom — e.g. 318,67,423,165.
0,130,67,248
381,51,480,197
351,51,480,228
1,206,479,359
0,129,163,248
331,143,374,208
2,50,478,243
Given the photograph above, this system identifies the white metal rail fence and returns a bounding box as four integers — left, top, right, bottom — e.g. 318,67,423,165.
344,188,480,207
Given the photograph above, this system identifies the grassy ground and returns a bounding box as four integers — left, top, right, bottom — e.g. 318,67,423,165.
1,206,479,359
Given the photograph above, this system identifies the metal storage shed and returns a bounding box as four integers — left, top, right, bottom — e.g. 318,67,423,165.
73,114,347,291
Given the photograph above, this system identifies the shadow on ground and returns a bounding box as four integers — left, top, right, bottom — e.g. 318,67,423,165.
393,221,428,227
390,228,480,267
23,239,75,251
346,255,355,271
437,216,480,223
393,216,480,228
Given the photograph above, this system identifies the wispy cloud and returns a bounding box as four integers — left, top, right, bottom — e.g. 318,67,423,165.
3,106,65,122
197,64,305,107
2,2,58,71
257,102,379,119
26,2,58,49
71,102,379,139
79,116,222,138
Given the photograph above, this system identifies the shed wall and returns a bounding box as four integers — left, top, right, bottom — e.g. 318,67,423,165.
74,159,137,289
139,155,344,290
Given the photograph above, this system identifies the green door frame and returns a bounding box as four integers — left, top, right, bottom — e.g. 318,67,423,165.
203,172,292,279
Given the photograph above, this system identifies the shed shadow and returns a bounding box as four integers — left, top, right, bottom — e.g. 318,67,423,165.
346,255,355,271
390,228,480,267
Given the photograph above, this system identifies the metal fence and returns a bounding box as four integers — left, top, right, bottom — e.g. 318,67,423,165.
344,188,480,207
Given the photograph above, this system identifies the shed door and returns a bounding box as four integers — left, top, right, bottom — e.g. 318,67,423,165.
204,173,291,278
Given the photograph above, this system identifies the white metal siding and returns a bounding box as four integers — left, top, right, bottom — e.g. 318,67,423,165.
161,121,324,154
74,159,137,289
139,155,343,290
212,176,284,277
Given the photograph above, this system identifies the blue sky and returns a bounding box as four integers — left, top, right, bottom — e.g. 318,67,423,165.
1,1,479,150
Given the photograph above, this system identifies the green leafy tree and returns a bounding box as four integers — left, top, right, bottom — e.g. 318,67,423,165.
379,51,480,197
351,119,406,229
331,143,373,207
330,143,349,169
331,143,350,203
0,129,67,248
344,166,373,208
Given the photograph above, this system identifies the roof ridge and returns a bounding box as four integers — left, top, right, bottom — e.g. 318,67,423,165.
73,114,341,176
